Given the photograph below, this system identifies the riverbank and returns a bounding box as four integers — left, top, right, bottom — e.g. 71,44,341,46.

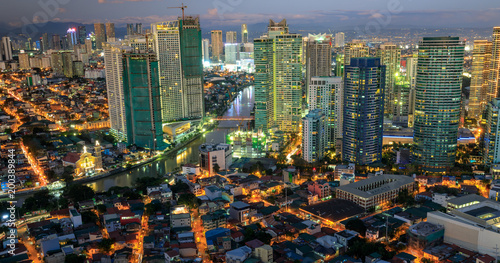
4,84,253,199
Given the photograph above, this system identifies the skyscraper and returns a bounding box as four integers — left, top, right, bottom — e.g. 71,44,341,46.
77,26,86,45
202,39,210,62
334,32,345,48
224,43,238,64
305,33,332,103
241,24,248,43
41,33,49,52
343,58,386,165
94,23,106,49
489,27,500,98
18,53,30,69
469,40,493,119
105,23,115,42
52,34,61,50
126,24,135,36
308,76,343,148
484,98,500,165
152,16,204,122
254,19,302,133
211,30,223,62
226,31,237,43
0,37,13,61
413,37,464,171
122,52,166,150
136,23,142,35
302,109,327,163
104,42,130,142
392,76,411,126
406,53,418,127
376,43,401,115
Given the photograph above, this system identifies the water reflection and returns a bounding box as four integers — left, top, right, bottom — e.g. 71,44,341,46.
87,86,255,192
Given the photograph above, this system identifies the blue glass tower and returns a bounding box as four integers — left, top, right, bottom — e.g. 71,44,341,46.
342,58,386,165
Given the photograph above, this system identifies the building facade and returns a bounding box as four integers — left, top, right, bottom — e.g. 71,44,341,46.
122,52,167,150
199,143,233,175
469,40,493,119
377,43,401,115
241,24,248,43
152,17,204,122
489,27,500,98
342,58,386,165
211,30,223,62
254,19,302,133
308,76,343,148
105,22,115,42
94,23,106,49
226,31,237,43
302,109,327,163
484,98,500,164
413,37,464,171
335,174,415,209
306,33,332,103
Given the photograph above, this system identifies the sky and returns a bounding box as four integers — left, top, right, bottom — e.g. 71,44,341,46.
2,0,500,29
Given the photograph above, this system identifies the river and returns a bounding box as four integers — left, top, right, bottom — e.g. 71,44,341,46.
86,85,255,192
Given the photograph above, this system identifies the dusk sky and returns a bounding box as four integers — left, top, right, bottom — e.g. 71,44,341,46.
2,0,500,29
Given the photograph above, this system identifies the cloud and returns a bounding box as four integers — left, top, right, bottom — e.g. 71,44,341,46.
58,8,67,13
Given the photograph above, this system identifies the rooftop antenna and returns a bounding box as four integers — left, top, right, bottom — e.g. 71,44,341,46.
168,2,188,20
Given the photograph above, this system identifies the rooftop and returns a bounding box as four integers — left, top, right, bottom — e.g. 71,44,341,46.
408,222,444,237
447,194,487,206
301,199,364,222
335,174,414,198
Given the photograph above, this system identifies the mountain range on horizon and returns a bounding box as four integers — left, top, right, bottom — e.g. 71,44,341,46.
0,21,494,43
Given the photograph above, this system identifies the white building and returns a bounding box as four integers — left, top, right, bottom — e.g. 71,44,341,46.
152,18,204,122
302,109,327,163
334,32,345,48
427,201,500,256
202,38,210,63
103,42,131,142
1,37,13,61
69,209,82,228
308,76,343,147
199,143,233,175
432,193,454,207
226,246,252,263
225,43,239,64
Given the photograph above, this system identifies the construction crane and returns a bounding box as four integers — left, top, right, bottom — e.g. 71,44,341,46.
168,2,187,20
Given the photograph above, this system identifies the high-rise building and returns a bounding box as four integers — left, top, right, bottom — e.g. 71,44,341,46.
94,23,106,49
202,39,210,62
489,27,500,98
152,16,204,122
308,76,343,148
469,40,493,119
335,32,345,48
344,42,369,67
226,31,237,43
105,23,115,42
306,34,332,103
52,34,61,50
122,52,166,150
406,53,418,127
254,19,302,133
18,53,30,69
104,42,130,142
51,52,63,75
136,23,142,35
241,24,248,43
126,24,135,36
67,28,78,46
62,52,74,77
302,109,327,163
413,37,464,171
484,98,500,165
0,37,13,61
41,33,49,52
77,26,86,45
343,58,386,165
377,43,401,115
392,76,411,126
211,30,223,62
224,43,238,64
85,38,93,53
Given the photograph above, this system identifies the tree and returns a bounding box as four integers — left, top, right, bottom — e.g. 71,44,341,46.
22,189,56,213
145,202,162,216
177,193,201,209
213,163,220,174
345,219,367,236
97,238,114,254
66,184,95,202
81,211,99,225
65,254,86,263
